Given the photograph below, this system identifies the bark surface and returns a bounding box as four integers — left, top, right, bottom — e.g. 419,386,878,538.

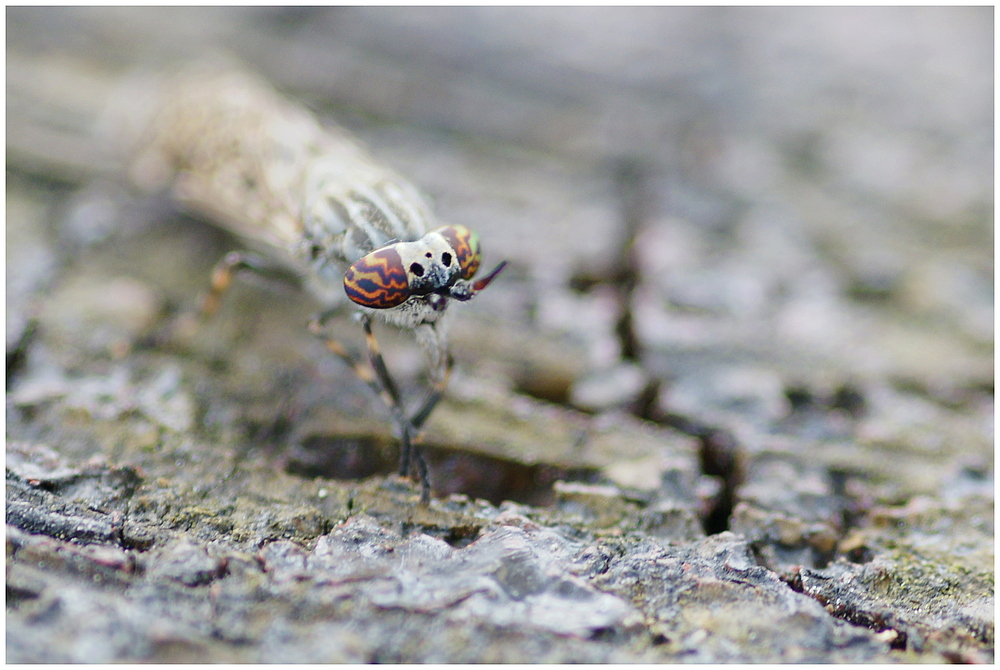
7,7,993,663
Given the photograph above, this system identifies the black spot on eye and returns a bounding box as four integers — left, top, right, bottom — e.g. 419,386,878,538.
442,252,452,266
425,252,433,258
410,263,425,277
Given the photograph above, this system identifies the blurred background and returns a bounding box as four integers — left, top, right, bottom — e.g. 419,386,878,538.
7,7,993,503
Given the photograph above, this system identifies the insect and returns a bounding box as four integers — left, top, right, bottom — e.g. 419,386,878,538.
128,61,506,503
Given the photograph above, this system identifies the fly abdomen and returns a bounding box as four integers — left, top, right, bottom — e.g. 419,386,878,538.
130,60,436,298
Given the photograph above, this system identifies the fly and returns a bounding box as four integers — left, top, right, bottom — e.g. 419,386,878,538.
129,61,507,503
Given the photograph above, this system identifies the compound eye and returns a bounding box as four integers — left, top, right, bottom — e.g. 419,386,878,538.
434,225,481,280
409,262,424,277
343,247,411,308
442,252,452,267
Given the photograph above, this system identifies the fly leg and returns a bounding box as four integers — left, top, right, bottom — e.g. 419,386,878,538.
143,250,293,349
400,349,453,500
408,351,453,438
308,311,433,504
200,251,291,318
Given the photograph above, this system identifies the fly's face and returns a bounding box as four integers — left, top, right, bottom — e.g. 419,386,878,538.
343,224,505,310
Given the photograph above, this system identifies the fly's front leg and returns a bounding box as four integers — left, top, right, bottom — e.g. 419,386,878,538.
359,315,433,503
399,348,453,505
410,351,453,431
307,310,398,411
308,311,432,504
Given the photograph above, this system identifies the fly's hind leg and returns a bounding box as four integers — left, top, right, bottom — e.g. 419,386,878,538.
144,249,294,348
308,311,433,504
200,250,293,318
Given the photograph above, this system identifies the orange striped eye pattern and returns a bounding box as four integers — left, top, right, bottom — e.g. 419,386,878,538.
436,225,481,280
344,247,410,308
